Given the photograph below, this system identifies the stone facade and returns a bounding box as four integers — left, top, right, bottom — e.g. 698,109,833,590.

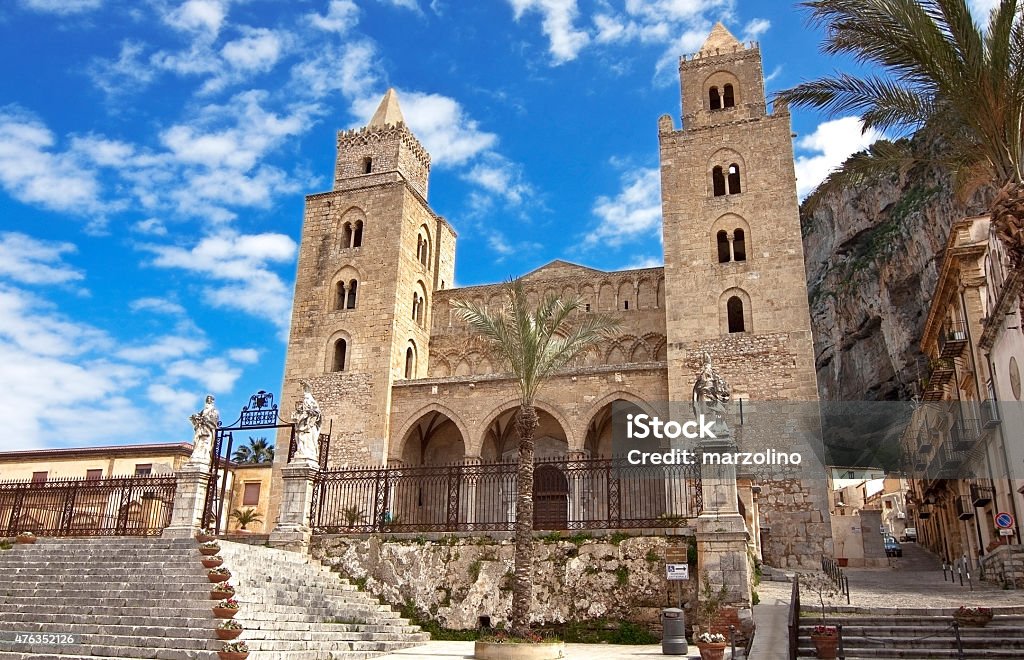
273,25,831,570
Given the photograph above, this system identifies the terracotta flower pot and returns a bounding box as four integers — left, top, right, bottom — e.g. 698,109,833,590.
196,533,216,543
202,558,224,568
811,633,839,659
199,546,220,556
954,612,993,628
836,558,848,567
216,628,242,640
213,606,239,619
217,653,248,660
15,535,37,544
210,589,234,600
208,572,231,583
696,641,727,660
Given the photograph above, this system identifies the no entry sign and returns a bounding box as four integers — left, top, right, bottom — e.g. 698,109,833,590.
996,512,1015,529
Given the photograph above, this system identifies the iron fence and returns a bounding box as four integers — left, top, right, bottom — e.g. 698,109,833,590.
310,457,702,534
0,474,177,537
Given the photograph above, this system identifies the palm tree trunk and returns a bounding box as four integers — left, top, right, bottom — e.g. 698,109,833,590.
992,182,1024,269
511,404,538,637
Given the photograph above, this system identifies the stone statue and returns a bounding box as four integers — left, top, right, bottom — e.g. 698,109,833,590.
188,395,220,466
291,380,322,465
692,351,731,437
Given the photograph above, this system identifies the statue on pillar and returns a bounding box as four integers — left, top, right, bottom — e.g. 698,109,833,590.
291,380,322,465
188,395,220,466
692,351,731,438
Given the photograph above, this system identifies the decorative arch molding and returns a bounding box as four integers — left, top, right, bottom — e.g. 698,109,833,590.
338,207,367,249
389,402,473,463
710,213,752,264
719,287,753,334
471,398,576,456
322,328,354,372
581,390,661,432
703,70,742,109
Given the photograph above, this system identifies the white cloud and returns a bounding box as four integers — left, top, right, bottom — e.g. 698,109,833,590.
291,41,379,101
205,28,291,93
163,0,229,38
146,383,197,415
0,233,84,286
21,0,102,14
0,108,105,214
116,335,209,363
620,255,663,269
228,348,260,363
130,297,186,316
586,167,663,248
508,0,591,64
969,0,1000,19
166,356,244,392
742,18,770,41
463,155,533,206
794,116,883,198
143,231,297,331
377,0,421,11
132,218,169,236
308,0,360,33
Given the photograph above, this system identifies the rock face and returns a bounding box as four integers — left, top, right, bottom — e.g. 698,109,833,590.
802,153,983,401
312,535,697,631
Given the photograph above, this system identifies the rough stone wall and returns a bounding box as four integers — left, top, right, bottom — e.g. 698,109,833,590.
312,535,697,630
981,543,1024,588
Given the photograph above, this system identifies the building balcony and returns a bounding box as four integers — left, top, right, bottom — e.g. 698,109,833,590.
950,418,980,451
981,399,1001,429
971,481,994,507
916,430,933,454
937,441,967,474
938,320,969,358
929,358,956,387
956,495,975,520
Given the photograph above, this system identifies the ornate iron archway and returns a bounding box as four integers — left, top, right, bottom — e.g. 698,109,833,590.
201,390,294,534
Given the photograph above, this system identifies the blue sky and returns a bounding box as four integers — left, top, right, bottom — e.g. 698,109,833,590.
0,0,996,451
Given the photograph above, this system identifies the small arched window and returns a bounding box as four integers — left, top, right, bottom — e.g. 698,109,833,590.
723,84,735,108
361,157,372,174
416,236,423,262
353,220,363,248
728,164,742,195
712,167,726,197
415,293,425,324
727,296,745,333
709,86,722,111
332,338,348,371
341,223,353,249
734,229,747,262
405,346,415,379
336,281,346,310
346,279,358,309
717,230,731,263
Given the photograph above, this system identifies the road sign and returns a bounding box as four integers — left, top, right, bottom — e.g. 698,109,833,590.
1000,529,1014,536
666,563,689,581
996,512,1015,529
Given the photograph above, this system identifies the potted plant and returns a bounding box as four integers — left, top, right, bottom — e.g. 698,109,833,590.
199,541,221,556
15,531,37,544
216,619,243,640
213,598,241,618
218,641,249,659
474,629,565,660
692,570,730,659
229,508,263,532
202,554,224,569
210,582,236,600
196,527,216,543
208,567,232,583
954,606,993,627
799,571,841,659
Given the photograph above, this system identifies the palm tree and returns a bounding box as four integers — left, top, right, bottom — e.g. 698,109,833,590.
776,0,1024,265
452,278,619,637
232,437,274,464
229,507,263,531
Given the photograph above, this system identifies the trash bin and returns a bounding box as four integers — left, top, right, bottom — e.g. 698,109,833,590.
661,607,687,655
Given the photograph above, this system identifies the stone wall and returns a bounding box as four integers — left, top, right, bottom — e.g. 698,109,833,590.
981,543,1024,588
311,534,698,631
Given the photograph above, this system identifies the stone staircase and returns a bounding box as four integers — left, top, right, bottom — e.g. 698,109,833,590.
0,537,428,659
797,609,1024,658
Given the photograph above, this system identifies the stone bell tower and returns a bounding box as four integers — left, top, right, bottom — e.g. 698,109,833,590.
659,24,831,572
269,90,456,527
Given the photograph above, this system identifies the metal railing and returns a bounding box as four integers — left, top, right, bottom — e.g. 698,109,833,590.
0,474,177,537
822,556,851,604
310,456,702,534
788,576,800,660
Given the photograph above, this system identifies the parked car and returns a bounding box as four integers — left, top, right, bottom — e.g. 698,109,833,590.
900,527,917,542
885,536,903,557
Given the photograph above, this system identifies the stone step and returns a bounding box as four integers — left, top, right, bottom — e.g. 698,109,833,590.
0,619,421,641
799,649,1024,659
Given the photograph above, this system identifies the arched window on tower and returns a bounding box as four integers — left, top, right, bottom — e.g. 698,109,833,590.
332,338,348,371
416,293,425,325
335,281,346,310
416,236,423,263
723,84,736,108
734,229,747,262
361,157,372,174
728,164,742,194
405,346,415,379
346,280,358,309
712,166,726,197
341,223,353,249
717,230,731,263
727,296,745,333
709,86,722,111
353,220,364,247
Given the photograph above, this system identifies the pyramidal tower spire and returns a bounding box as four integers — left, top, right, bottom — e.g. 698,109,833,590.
368,88,405,127
699,22,742,54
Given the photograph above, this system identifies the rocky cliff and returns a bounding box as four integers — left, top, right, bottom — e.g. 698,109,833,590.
801,145,984,401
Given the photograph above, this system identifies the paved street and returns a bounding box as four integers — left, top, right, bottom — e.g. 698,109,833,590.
380,642,699,658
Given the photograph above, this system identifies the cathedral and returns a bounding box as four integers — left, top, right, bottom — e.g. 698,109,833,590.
270,23,832,568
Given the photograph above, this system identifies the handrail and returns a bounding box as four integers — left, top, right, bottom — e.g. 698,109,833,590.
822,556,852,604
788,575,800,660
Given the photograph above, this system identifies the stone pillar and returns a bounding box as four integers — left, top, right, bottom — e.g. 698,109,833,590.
269,459,318,552
696,435,753,610
165,465,210,539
